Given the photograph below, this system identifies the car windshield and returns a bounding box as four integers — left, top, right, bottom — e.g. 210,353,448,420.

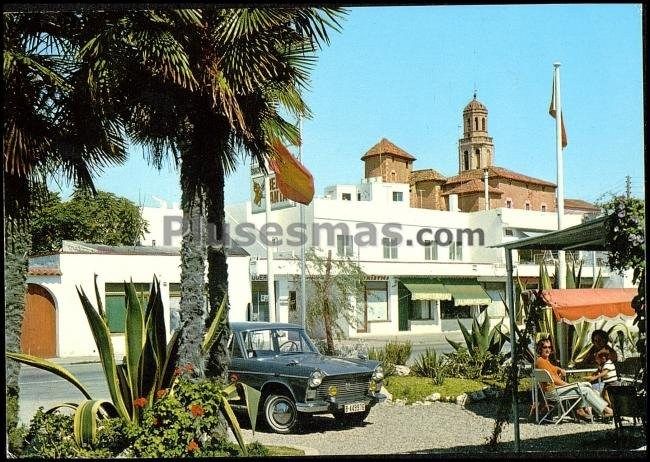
240,328,318,357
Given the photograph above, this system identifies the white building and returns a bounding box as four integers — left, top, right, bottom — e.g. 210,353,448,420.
24,240,250,358
220,175,614,338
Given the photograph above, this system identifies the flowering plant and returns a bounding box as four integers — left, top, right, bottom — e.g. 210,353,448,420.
126,378,265,458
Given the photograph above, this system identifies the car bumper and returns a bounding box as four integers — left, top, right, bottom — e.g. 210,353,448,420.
296,393,386,414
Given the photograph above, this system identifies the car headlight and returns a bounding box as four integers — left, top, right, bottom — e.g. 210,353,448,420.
372,365,384,382
308,370,324,388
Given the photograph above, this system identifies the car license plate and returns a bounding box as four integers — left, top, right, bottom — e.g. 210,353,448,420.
344,402,366,413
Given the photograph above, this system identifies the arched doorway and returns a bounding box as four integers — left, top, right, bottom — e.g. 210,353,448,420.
21,284,57,358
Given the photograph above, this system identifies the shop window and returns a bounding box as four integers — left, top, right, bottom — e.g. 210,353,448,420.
440,300,471,319
411,300,436,320
364,281,388,322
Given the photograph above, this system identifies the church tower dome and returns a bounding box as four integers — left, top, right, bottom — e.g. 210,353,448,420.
458,93,494,173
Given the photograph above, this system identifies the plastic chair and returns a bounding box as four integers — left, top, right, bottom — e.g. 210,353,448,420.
532,369,587,425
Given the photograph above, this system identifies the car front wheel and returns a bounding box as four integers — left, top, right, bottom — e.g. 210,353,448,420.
333,408,371,426
263,393,300,434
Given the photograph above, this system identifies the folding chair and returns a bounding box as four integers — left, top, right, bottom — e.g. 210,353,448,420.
532,369,586,425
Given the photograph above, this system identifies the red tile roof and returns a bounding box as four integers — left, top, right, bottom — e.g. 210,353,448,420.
410,169,446,184
564,198,600,211
361,138,416,161
441,178,504,196
445,166,556,188
28,267,62,276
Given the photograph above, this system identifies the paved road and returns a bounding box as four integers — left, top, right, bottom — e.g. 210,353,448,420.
16,331,465,426
18,362,110,425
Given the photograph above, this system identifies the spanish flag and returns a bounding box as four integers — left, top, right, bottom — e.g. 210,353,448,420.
269,140,315,205
549,72,568,148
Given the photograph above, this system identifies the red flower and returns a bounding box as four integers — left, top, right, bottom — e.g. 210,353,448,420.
133,397,147,408
190,404,204,417
156,389,168,399
174,364,195,376
187,440,199,452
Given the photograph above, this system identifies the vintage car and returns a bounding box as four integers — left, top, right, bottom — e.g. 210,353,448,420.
227,322,385,433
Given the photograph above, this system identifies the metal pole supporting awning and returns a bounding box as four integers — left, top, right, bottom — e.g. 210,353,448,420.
491,214,636,452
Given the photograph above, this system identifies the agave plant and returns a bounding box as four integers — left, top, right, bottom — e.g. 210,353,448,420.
6,276,260,450
411,348,445,385
445,313,508,357
535,260,607,366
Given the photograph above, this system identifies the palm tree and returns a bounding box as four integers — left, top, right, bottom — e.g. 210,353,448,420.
77,7,345,377
3,11,127,437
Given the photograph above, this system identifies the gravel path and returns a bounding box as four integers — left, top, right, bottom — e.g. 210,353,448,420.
239,401,644,455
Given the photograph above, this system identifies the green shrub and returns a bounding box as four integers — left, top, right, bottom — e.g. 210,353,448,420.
411,348,445,385
384,340,412,365
442,348,504,379
367,346,396,377
126,377,267,458
21,408,129,458
6,395,27,455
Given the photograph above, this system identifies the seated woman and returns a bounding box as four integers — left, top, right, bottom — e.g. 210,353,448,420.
535,338,614,421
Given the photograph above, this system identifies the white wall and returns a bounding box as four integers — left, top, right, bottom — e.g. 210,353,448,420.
140,206,183,247
28,252,250,357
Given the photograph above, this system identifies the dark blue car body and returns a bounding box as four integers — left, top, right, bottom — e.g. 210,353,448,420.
227,322,385,433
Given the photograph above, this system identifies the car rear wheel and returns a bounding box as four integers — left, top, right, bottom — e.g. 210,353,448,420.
263,393,300,434
333,408,371,426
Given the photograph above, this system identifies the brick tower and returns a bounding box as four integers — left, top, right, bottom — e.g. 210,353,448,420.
458,93,494,173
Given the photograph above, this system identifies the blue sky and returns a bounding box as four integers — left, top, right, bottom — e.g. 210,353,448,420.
50,4,645,208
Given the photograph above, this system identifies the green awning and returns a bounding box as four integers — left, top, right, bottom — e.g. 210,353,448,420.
441,279,492,306
401,278,452,301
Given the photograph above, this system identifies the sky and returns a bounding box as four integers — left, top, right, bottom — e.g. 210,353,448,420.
49,4,645,208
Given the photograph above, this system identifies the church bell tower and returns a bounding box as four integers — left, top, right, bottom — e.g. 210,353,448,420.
458,93,494,173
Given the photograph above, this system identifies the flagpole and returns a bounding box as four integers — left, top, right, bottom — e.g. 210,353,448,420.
554,62,566,289
264,162,276,322
298,117,307,329
553,63,567,371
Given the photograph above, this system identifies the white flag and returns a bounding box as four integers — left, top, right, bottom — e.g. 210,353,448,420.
549,73,568,148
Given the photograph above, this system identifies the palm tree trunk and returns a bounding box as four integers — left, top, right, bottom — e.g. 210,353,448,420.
323,250,335,355
177,192,207,377
4,219,31,433
205,158,230,379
